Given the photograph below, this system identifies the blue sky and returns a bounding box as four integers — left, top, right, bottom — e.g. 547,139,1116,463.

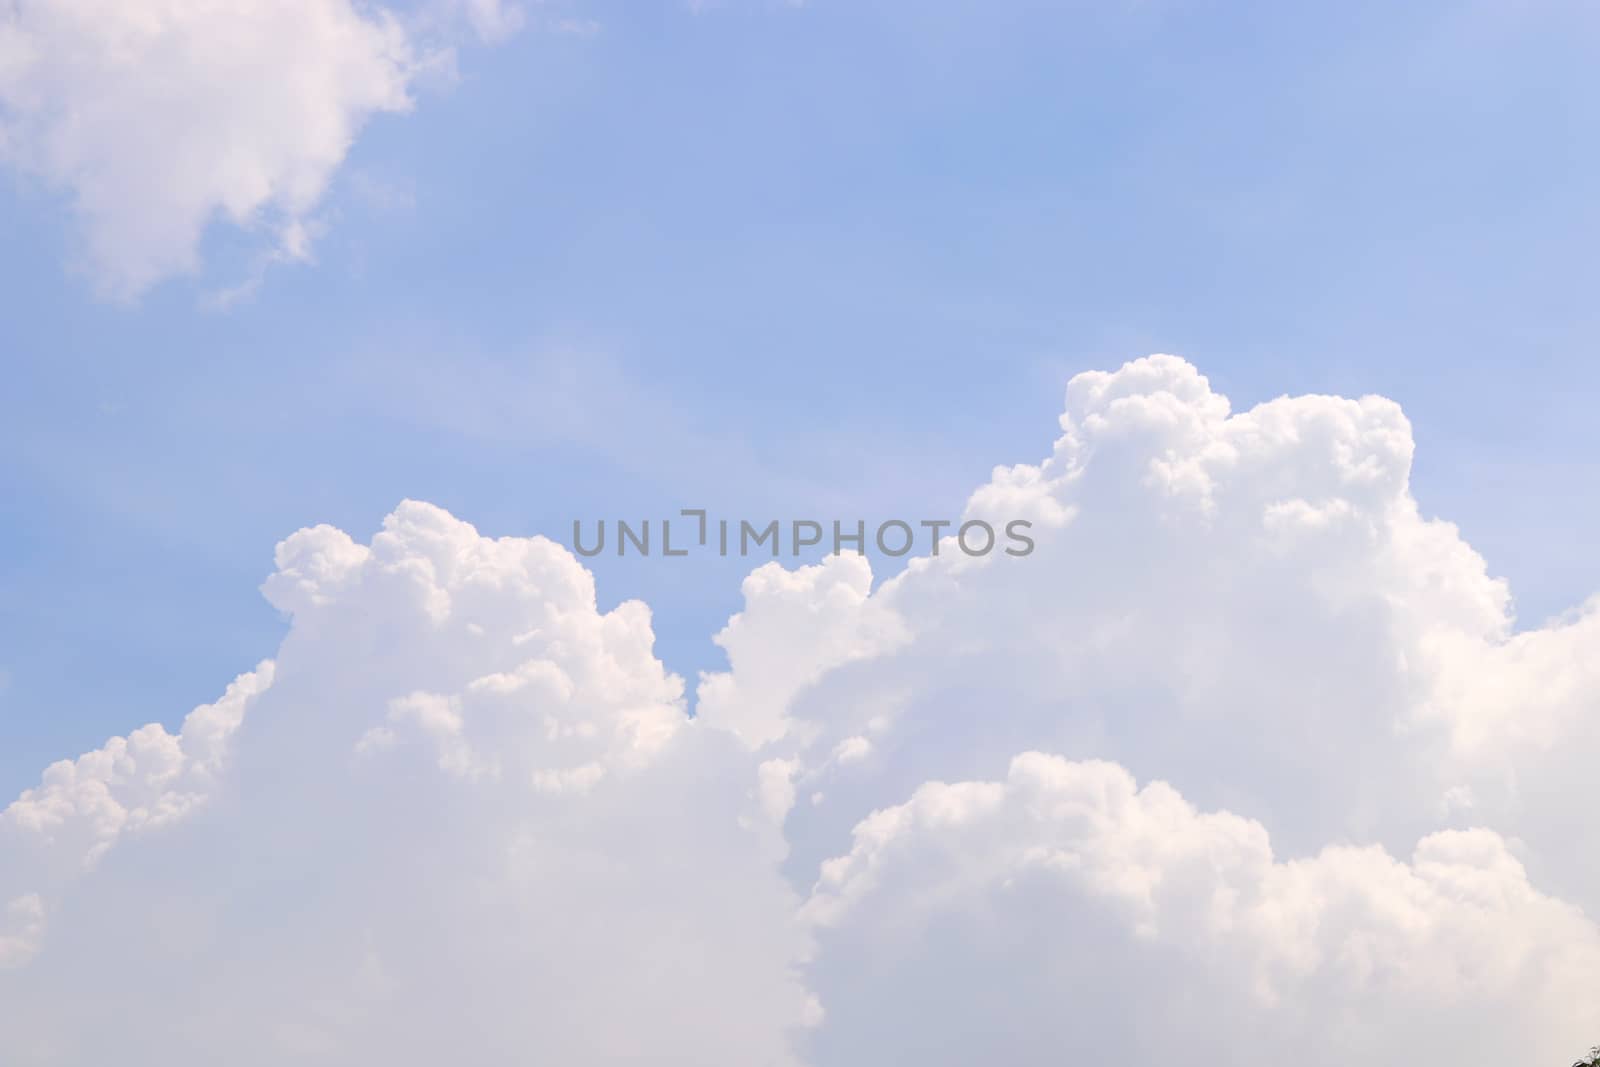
3,0,1598,800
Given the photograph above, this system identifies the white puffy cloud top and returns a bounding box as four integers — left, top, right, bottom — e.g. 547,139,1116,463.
2,357,1596,1064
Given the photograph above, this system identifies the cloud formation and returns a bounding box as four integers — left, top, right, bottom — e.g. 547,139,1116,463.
1,502,809,1064
2,356,1596,1064
0,0,517,299
801,754,1598,1066
713,357,1600,903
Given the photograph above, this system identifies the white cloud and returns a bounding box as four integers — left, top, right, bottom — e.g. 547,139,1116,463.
697,553,908,748
708,354,1600,1060
714,356,1600,907
0,665,272,968
0,0,518,299
2,357,1598,1064
800,753,1600,1066
0,501,809,1064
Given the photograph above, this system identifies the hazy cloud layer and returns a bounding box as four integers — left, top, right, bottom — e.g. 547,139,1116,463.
2,356,1596,1064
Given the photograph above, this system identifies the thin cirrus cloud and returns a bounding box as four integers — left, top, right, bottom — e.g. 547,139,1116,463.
0,0,523,301
1,356,1597,1064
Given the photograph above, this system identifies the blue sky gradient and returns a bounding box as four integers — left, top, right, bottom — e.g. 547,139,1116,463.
3,0,1598,796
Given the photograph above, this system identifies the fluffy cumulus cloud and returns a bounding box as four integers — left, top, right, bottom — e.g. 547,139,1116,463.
800,755,1599,1065
715,358,1600,898
0,665,271,968
0,0,521,299
0,503,809,1064
2,356,1597,1064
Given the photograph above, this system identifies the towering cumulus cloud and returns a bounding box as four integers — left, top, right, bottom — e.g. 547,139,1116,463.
2,356,1596,1064
0,503,811,1064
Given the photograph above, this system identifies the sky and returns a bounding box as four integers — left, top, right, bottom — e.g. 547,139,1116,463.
0,3,1598,1062
4,0,1598,798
